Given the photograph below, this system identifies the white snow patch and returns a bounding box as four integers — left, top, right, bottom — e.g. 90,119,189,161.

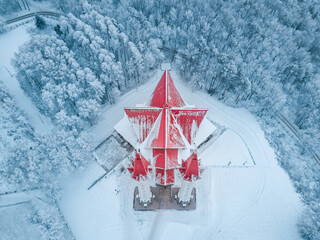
161,222,199,240
59,163,122,240
0,24,52,134
0,203,41,240
113,114,138,148
201,129,254,166
194,117,216,147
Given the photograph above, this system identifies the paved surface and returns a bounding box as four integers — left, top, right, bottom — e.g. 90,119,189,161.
134,186,196,211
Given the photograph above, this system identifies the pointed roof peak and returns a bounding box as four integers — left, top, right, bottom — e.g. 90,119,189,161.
128,151,150,181
179,153,200,181
147,70,185,108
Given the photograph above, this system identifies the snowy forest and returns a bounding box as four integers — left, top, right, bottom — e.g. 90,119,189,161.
0,0,320,239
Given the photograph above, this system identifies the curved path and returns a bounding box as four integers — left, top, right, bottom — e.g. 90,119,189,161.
5,11,60,25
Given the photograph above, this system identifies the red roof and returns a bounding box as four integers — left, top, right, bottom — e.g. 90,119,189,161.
145,108,186,149
147,70,185,108
155,168,175,185
171,108,207,144
125,70,207,185
125,107,161,143
154,148,179,169
179,153,200,181
128,152,150,181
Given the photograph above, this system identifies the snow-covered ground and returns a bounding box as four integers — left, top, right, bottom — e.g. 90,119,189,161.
0,23,52,134
0,22,304,236
0,203,41,240
201,129,255,166
60,70,303,240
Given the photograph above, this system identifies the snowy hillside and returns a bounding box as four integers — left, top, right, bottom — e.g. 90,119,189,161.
59,70,303,240
1,0,320,239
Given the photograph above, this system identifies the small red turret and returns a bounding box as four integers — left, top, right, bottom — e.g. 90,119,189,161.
128,151,151,181
179,153,201,181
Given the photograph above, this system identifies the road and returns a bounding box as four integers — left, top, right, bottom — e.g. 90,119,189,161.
5,11,60,25
0,22,52,134
277,113,320,165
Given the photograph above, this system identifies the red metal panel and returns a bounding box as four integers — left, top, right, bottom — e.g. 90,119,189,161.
167,111,186,148
150,110,166,148
153,148,178,186
180,153,200,181
147,70,185,108
155,168,165,185
154,149,165,168
166,149,178,168
153,149,178,169
125,108,161,142
128,152,150,181
171,109,207,144
149,109,186,148
167,71,185,107
148,71,166,108
166,169,175,185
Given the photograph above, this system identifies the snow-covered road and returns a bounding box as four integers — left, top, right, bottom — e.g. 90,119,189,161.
61,69,303,240
0,24,52,134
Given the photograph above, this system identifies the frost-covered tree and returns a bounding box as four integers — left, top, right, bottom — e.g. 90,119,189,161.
15,34,104,128
28,200,65,240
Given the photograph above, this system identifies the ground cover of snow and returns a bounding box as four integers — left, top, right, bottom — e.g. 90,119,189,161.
59,163,123,240
0,203,41,240
0,24,62,240
194,117,216,147
201,129,255,166
0,23,52,134
114,115,139,148
60,69,303,240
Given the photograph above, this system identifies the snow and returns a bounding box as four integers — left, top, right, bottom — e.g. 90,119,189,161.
161,63,171,71
0,203,41,240
194,117,216,147
0,24,52,134
59,163,123,240
114,114,139,148
201,129,254,166
61,69,303,240
161,222,197,240
0,190,41,207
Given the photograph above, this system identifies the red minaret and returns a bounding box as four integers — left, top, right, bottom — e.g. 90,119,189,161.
177,153,202,204
179,153,201,181
128,151,151,181
128,151,153,204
